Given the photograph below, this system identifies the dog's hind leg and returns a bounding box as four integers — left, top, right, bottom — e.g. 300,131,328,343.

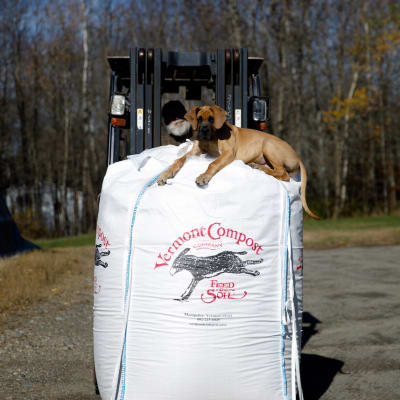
178,278,200,301
98,260,108,268
238,268,260,276
243,258,263,266
250,163,290,181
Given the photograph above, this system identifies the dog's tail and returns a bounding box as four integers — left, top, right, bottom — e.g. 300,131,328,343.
299,160,320,220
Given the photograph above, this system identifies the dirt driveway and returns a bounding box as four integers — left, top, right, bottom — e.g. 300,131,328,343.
1,246,399,399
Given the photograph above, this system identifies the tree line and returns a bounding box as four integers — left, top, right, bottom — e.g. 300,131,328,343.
0,0,399,237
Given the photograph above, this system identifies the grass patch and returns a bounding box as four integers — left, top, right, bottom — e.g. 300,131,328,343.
303,215,400,249
36,232,95,249
304,215,400,231
0,247,93,317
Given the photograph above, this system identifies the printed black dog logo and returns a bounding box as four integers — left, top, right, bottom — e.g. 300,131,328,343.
170,248,262,301
95,244,110,268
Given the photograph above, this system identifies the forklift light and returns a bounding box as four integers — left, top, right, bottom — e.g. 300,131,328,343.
111,94,126,116
111,117,126,127
252,97,267,122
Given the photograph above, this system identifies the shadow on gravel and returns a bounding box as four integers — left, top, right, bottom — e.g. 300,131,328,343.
302,311,321,349
301,354,344,400
301,312,344,400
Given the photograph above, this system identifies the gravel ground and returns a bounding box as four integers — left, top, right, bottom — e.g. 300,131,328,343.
0,275,97,400
1,246,399,399
302,245,400,400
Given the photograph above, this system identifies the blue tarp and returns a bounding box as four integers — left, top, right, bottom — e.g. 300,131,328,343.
0,195,40,257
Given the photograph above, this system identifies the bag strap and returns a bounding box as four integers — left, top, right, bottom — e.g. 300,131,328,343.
287,233,304,400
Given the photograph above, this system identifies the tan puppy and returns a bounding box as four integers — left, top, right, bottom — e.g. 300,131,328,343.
157,105,319,220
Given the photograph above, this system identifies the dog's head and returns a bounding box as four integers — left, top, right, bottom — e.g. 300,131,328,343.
170,248,192,276
184,105,227,141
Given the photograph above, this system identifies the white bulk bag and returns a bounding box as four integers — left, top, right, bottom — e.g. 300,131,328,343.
94,142,304,400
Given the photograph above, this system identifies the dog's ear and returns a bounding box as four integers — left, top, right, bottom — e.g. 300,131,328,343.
211,105,227,129
184,106,200,131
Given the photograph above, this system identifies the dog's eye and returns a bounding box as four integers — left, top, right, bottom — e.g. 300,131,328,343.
197,116,203,122
208,116,214,123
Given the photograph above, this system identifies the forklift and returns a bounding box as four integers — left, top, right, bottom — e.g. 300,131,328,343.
106,47,269,165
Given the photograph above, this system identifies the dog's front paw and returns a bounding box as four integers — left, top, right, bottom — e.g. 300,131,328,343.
196,173,212,186
157,176,167,185
157,172,172,185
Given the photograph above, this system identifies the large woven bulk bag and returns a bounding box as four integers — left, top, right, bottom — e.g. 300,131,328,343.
94,142,304,400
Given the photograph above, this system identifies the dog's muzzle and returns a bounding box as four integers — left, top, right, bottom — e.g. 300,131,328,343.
197,124,213,141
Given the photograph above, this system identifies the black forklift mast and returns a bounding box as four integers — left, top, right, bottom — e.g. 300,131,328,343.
107,47,265,165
